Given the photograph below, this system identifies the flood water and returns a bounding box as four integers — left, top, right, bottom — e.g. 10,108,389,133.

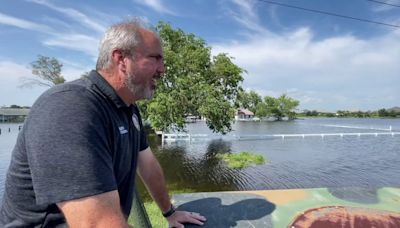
1,118,400,200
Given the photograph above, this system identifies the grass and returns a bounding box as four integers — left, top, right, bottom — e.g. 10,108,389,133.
144,201,169,227
129,188,196,227
128,151,267,226
217,151,266,169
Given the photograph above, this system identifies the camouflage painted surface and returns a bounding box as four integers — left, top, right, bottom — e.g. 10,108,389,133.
173,187,400,227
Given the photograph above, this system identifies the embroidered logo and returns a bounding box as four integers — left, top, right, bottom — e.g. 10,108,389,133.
118,126,128,134
132,114,140,131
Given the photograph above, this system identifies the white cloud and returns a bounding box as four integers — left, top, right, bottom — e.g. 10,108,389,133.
58,58,92,81
133,0,177,15
0,10,101,58
0,61,31,81
0,61,47,106
227,0,269,34
27,0,106,33
43,34,99,58
212,28,400,111
0,12,52,33
0,59,94,106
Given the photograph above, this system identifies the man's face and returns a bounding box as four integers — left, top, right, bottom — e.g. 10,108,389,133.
124,30,165,101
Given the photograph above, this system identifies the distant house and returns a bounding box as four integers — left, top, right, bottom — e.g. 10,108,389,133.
185,115,200,123
0,108,30,122
388,107,400,113
235,108,254,120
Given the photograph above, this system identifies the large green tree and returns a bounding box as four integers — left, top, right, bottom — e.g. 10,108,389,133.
259,94,299,120
20,55,66,88
237,90,262,114
141,22,244,134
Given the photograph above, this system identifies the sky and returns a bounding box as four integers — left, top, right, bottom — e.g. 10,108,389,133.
0,0,399,112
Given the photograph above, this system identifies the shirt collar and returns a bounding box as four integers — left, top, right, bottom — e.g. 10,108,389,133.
87,70,128,109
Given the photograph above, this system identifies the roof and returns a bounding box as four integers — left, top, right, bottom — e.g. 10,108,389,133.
0,108,30,116
237,108,254,116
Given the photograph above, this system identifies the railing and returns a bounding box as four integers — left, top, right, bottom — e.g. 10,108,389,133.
160,132,400,143
130,189,152,227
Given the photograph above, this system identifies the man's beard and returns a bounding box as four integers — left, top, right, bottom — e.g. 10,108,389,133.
124,72,154,101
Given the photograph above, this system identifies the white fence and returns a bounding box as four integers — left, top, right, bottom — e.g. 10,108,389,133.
160,131,400,144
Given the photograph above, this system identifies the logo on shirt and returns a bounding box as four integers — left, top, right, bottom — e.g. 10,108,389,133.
118,126,128,134
132,114,140,131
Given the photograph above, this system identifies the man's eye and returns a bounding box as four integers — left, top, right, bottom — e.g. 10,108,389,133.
150,56,162,61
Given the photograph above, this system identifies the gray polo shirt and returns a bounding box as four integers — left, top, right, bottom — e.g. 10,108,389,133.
0,70,148,227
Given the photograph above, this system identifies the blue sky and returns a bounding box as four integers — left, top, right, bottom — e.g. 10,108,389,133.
0,0,399,111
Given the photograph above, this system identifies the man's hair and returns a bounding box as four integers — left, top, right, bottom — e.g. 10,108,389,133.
96,18,157,71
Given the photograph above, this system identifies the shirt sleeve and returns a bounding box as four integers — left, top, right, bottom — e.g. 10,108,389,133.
25,88,117,205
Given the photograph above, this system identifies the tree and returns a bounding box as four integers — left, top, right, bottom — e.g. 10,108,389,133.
259,94,299,120
81,71,90,79
20,55,65,88
277,94,299,120
142,22,244,134
264,96,282,119
237,90,261,114
9,104,22,109
254,102,268,118
304,110,319,116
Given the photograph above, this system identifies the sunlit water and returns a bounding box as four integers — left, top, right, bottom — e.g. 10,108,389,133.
1,118,399,200
151,118,400,194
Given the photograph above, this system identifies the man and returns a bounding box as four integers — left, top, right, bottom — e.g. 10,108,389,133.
0,19,206,227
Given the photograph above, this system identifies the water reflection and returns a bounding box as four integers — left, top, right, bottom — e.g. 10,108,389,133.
137,137,248,200
157,139,245,192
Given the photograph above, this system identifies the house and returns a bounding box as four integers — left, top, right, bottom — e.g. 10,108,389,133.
0,108,30,122
235,108,255,121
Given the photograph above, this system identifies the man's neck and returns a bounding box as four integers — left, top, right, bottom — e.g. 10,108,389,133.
98,70,135,106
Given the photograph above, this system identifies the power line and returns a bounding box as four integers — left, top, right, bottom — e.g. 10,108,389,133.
365,0,400,8
255,0,400,28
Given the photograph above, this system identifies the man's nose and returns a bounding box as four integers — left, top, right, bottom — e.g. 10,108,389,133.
158,61,165,75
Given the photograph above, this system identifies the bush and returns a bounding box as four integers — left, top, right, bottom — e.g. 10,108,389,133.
218,151,266,169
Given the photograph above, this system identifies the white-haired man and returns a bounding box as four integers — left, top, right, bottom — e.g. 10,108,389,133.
0,20,206,228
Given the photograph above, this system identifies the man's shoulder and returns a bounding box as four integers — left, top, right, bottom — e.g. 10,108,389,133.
34,79,99,106
44,78,91,97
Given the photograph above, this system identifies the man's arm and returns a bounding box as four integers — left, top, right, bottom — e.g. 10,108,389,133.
137,147,206,227
57,190,130,228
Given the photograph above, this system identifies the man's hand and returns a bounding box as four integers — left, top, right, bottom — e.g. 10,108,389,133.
167,210,206,228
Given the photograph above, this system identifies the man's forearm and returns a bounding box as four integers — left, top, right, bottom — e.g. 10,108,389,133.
138,150,171,213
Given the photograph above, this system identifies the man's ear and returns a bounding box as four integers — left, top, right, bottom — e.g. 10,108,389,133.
111,49,126,73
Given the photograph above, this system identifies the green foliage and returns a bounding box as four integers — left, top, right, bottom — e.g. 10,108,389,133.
81,71,90,79
236,90,262,113
21,55,65,88
264,96,281,119
276,94,299,120
304,110,319,117
128,187,197,228
217,151,266,169
299,108,400,118
255,94,299,120
9,104,22,109
255,102,268,118
378,108,398,118
143,22,244,134
141,201,168,228
237,91,300,120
